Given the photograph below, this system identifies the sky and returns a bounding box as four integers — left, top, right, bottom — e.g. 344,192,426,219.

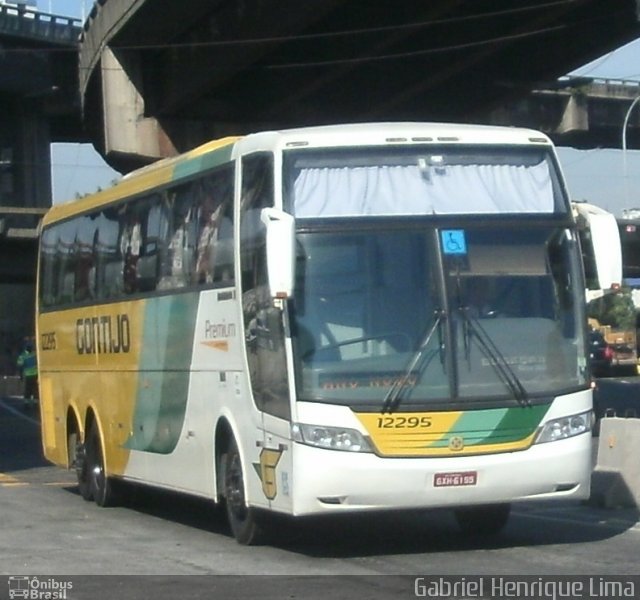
556,38,640,217
42,1,640,214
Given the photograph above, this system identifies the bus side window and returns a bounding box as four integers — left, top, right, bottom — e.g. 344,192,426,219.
57,219,78,305
74,215,97,302
119,205,142,295
134,193,164,292
214,203,234,283
194,166,234,285
240,152,290,420
240,154,273,293
40,227,60,308
96,210,121,300
158,186,196,290
194,191,221,285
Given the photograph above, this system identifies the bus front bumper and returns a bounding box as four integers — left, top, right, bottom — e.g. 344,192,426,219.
289,433,592,516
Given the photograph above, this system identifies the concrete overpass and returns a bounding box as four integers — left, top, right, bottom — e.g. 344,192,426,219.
0,3,82,210
492,78,640,150
0,3,81,372
78,0,640,171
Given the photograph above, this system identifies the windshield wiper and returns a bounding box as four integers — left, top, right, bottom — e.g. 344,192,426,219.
381,309,445,414
458,307,530,406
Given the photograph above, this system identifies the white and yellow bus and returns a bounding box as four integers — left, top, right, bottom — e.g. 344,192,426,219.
36,123,593,544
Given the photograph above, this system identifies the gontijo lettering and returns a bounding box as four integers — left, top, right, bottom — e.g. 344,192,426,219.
76,314,131,354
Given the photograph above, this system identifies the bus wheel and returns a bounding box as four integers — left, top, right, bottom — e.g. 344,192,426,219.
85,423,118,508
223,439,265,545
454,503,511,536
74,434,93,502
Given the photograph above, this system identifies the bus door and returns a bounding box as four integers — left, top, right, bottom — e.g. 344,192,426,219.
244,292,293,513
240,152,293,512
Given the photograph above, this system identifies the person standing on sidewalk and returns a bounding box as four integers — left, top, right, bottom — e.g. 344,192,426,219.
16,340,38,408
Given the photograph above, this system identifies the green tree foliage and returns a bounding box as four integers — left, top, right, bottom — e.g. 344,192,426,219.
587,288,636,330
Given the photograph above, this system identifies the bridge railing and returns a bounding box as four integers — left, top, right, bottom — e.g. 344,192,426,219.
0,4,81,45
554,76,640,99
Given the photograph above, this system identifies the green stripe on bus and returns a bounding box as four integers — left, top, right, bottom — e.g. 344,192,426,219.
480,403,550,444
173,145,235,181
429,403,549,448
125,293,199,454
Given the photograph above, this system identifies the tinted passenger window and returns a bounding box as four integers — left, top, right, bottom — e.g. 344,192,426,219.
39,165,236,310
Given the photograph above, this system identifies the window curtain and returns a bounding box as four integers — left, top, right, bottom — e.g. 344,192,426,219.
293,162,554,217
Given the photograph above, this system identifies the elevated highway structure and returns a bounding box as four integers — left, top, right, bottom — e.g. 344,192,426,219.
0,3,80,369
78,0,640,171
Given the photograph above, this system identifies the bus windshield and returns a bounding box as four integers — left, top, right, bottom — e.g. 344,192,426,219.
290,224,587,408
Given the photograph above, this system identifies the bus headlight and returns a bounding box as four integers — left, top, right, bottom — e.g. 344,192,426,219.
535,411,592,444
291,423,373,452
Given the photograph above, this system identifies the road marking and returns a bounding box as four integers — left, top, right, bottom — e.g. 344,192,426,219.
0,473,75,488
0,472,28,487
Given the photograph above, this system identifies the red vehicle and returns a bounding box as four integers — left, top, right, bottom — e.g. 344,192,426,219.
588,329,614,378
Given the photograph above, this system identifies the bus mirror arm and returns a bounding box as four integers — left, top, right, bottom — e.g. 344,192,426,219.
260,208,296,301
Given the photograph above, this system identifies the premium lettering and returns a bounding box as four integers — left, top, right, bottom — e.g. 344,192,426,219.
205,320,236,339
76,314,131,355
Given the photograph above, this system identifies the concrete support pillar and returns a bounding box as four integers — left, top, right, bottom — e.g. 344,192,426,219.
0,95,51,210
557,94,589,134
101,46,176,162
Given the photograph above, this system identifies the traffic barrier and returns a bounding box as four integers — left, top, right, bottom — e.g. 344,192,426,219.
590,417,640,508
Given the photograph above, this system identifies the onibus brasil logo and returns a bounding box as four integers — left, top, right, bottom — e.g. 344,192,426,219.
7,576,73,599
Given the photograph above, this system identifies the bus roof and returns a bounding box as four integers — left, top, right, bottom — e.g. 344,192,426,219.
236,122,553,154
43,122,553,226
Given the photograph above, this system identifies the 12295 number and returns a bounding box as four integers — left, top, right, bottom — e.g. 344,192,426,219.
377,415,432,429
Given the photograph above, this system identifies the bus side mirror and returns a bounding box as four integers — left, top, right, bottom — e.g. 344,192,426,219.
260,208,295,299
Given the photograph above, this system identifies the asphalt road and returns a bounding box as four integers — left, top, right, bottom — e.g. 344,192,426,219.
0,393,639,600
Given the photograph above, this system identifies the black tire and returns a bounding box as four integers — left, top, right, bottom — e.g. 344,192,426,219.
454,503,511,536
223,439,265,545
72,430,93,502
84,423,119,507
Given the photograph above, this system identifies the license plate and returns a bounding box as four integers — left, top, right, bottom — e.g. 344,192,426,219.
433,471,477,487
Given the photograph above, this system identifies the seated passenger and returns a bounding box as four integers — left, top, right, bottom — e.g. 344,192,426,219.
120,213,141,294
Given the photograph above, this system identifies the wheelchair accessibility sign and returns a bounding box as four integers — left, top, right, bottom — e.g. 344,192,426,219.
441,229,467,255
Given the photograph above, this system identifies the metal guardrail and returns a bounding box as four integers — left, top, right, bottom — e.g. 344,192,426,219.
558,76,640,89
538,77,640,100
0,4,81,45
